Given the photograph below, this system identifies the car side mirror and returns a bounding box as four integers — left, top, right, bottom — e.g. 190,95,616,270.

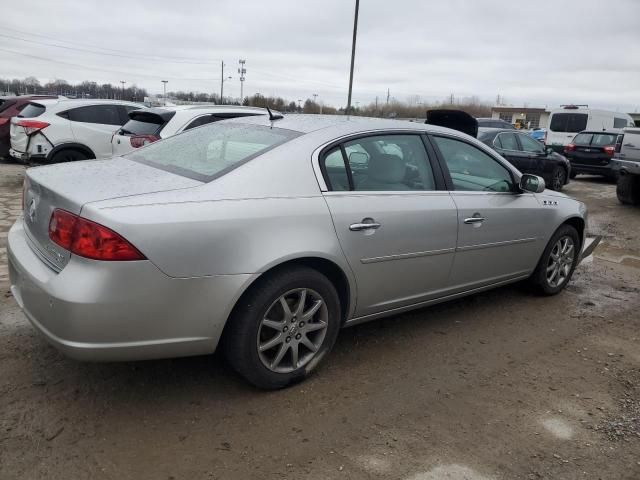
520,174,545,193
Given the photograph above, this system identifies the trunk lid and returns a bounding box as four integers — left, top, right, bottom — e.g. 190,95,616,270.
23,157,202,271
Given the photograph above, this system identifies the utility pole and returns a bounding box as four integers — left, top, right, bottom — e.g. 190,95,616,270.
220,61,225,105
238,59,246,104
449,93,454,105
386,88,390,105
161,80,168,106
120,80,126,100
346,0,359,115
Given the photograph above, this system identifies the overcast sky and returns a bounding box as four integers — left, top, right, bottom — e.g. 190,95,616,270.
1,0,639,111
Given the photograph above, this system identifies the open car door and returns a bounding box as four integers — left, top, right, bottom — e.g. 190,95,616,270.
425,109,478,138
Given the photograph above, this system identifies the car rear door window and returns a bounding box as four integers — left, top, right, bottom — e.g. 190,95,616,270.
323,147,350,191
496,133,519,151
432,136,514,193
549,113,588,133
342,135,435,191
573,133,593,145
67,105,123,125
518,133,545,153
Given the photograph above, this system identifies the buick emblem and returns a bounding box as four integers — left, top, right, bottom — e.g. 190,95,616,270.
28,198,37,222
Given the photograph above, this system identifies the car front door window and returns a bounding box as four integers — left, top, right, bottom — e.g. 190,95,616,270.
518,133,545,154
432,136,514,192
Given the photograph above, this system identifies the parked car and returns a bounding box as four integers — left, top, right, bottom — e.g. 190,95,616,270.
0,95,57,159
612,127,640,205
476,118,515,129
9,114,597,389
530,128,546,142
9,98,145,164
478,128,571,191
563,130,621,180
111,105,268,156
546,106,634,153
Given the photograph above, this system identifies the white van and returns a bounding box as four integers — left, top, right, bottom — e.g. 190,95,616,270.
546,106,634,152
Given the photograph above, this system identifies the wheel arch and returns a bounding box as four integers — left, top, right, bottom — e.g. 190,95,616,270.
222,255,355,338
562,215,585,249
46,142,96,162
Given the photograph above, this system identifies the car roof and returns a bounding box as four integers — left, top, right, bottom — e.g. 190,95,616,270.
27,98,145,110
577,129,623,135
223,113,460,137
151,105,267,113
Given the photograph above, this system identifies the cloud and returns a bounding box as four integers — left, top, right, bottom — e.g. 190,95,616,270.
1,0,638,110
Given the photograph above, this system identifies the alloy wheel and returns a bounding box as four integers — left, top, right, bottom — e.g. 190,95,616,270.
546,236,575,288
553,169,566,190
257,288,329,374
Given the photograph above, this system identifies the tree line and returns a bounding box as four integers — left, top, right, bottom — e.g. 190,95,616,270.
1,76,493,118
0,77,149,102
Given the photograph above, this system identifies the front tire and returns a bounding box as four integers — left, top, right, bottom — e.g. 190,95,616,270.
550,166,567,191
222,266,341,389
530,224,580,295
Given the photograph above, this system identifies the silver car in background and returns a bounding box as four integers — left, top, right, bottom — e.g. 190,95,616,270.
8,114,593,389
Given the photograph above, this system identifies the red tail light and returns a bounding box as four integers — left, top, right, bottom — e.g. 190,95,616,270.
17,119,50,135
564,143,576,153
603,146,615,156
130,134,159,148
49,209,146,261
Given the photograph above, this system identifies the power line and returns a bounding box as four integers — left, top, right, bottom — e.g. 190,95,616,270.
0,32,222,65
0,47,217,82
0,24,222,64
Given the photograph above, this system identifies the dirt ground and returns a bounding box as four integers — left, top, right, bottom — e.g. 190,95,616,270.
1,161,639,480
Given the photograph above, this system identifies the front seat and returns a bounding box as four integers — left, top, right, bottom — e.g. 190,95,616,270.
358,154,409,191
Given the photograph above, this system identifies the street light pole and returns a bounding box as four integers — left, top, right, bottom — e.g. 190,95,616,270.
220,61,225,105
346,0,360,115
120,80,126,100
161,80,168,106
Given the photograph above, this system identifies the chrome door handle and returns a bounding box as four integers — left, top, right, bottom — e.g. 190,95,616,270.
464,217,485,224
350,222,381,231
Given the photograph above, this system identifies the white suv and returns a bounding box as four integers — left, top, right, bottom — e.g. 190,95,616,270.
111,105,268,155
10,98,145,164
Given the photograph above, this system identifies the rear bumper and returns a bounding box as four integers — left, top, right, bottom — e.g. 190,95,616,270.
9,148,28,163
8,217,257,361
569,161,614,176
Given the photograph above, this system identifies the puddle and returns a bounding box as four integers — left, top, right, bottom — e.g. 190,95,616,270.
407,464,494,480
541,417,574,440
357,455,393,475
594,243,640,269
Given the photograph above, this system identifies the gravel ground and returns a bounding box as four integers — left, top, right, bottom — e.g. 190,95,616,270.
1,163,639,480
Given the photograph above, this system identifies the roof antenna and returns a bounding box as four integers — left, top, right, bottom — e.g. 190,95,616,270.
266,106,283,121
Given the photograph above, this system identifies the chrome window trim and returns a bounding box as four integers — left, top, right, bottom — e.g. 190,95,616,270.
311,127,430,192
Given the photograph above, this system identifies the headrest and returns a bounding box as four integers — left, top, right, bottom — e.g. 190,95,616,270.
367,154,405,183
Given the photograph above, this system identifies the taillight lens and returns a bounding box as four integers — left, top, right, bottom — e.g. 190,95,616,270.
603,146,615,156
130,135,159,148
17,119,50,135
564,143,576,153
49,209,146,261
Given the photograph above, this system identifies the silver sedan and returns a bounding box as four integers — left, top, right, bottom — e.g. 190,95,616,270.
8,114,595,388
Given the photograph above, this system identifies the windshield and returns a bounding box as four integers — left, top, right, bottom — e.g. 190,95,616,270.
128,123,300,182
549,113,588,133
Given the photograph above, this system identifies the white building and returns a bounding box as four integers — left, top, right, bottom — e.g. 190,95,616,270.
491,107,550,129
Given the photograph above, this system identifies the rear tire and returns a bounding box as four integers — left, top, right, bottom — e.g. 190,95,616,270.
569,170,577,179
49,149,89,164
616,175,640,206
529,224,580,296
550,166,567,191
222,266,341,389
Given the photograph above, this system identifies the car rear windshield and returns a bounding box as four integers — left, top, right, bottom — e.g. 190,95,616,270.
574,132,618,146
18,102,46,118
128,123,301,182
120,118,164,136
549,113,588,133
